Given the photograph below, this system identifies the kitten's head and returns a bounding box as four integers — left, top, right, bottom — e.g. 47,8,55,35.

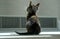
27,1,40,13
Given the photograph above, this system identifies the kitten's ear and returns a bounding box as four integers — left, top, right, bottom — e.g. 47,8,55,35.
29,1,32,6
36,3,40,7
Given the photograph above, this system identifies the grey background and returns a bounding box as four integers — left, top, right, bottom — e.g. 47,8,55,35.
0,0,58,29
0,0,58,17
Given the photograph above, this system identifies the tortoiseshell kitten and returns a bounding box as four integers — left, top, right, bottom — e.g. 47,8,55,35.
15,1,41,35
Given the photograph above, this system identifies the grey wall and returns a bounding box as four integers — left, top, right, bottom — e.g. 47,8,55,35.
0,0,58,17
0,0,28,16
0,0,40,16
39,0,58,17
57,0,60,30
58,0,60,20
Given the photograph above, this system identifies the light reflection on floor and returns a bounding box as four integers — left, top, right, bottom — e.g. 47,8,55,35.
0,32,60,38
0,32,52,38
40,32,60,35
0,32,60,35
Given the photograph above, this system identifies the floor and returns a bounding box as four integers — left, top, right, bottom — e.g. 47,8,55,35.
0,28,60,39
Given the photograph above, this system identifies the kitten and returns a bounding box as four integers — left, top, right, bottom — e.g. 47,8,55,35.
15,1,41,35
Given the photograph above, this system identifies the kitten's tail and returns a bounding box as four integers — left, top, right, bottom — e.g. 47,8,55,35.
15,31,39,35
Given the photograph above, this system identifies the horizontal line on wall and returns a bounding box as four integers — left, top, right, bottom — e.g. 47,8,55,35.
0,15,58,18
